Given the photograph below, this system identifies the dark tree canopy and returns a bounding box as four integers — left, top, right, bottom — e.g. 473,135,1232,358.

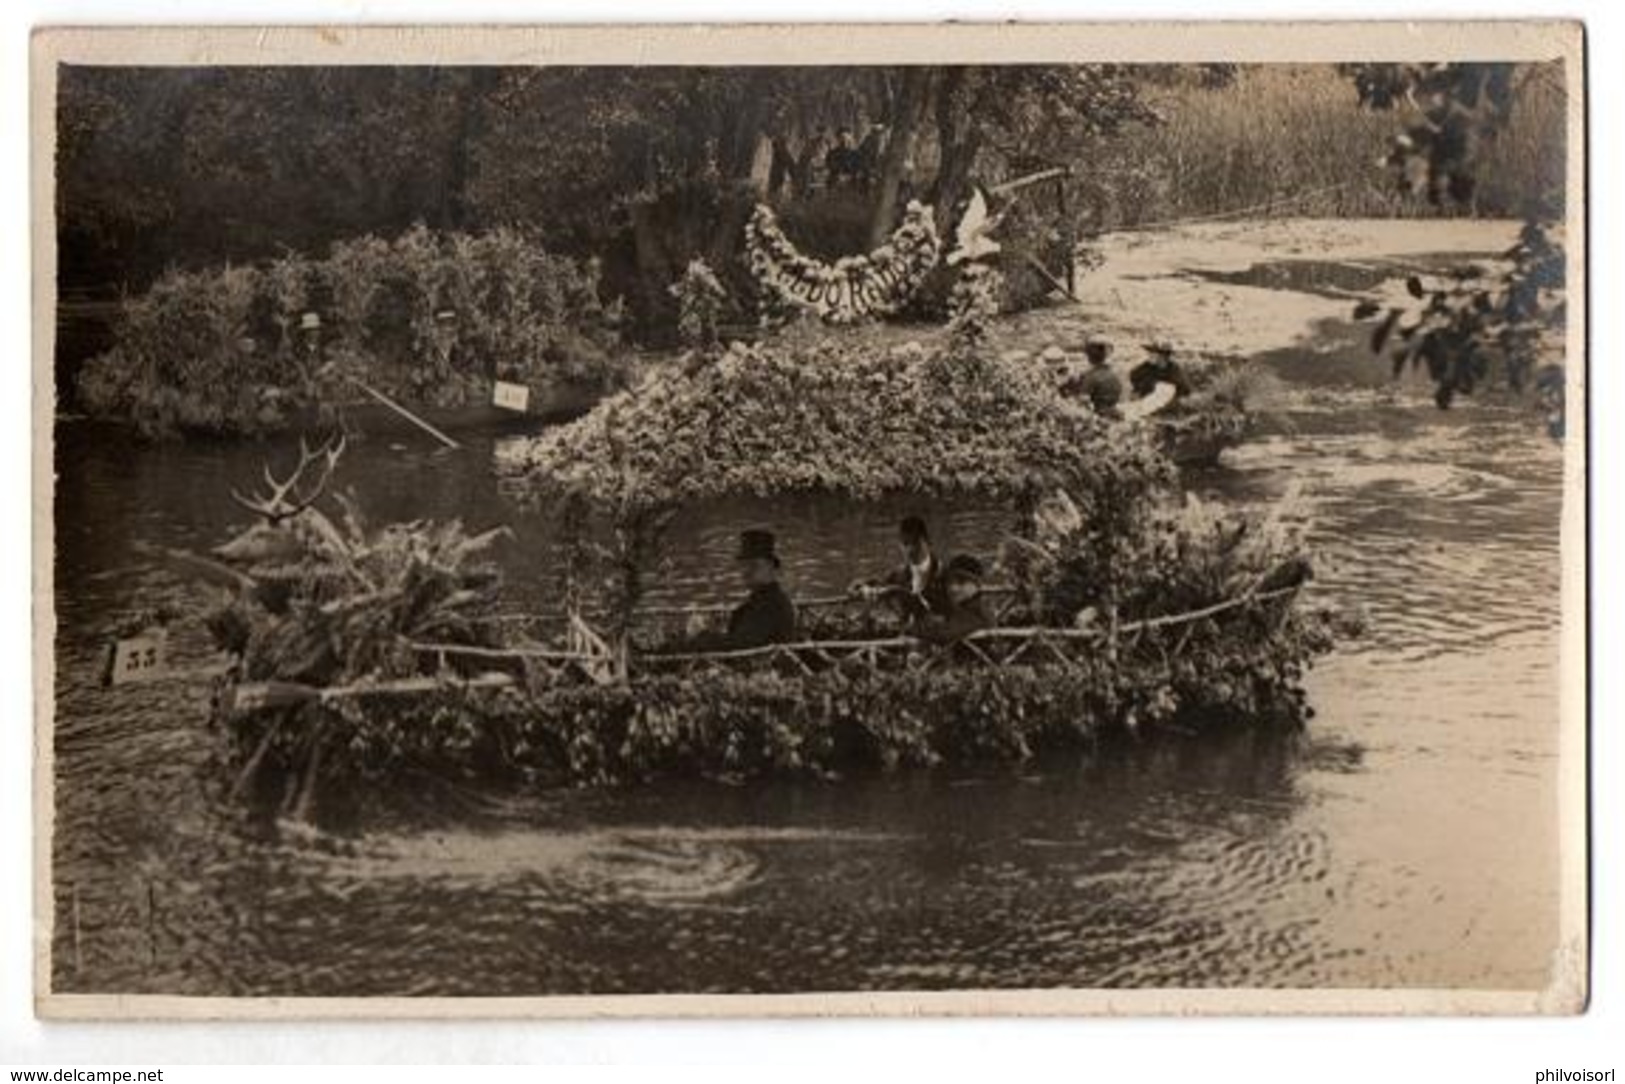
58,59,1566,387
56,64,1158,300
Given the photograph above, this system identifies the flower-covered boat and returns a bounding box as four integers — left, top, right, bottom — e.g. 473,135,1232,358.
190,334,1337,823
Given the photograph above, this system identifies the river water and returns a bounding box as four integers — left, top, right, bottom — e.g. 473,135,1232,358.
48,270,1567,997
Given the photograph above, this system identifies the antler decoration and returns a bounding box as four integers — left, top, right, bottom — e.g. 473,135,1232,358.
231,434,347,525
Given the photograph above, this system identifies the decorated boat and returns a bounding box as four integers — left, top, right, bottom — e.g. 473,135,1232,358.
178,329,1336,824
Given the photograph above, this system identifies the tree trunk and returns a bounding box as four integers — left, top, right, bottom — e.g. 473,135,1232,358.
933,132,982,237
866,68,933,249
927,67,982,234
630,199,674,341
720,72,779,178
445,69,501,229
707,185,755,269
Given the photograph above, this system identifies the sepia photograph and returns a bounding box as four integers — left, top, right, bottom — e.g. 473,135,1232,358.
30,23,1586,1017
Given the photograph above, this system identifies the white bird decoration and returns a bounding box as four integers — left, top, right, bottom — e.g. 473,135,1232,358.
947,187,1004,266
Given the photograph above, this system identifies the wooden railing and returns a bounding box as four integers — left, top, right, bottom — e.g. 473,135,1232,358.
475,586,1025,639
397,585,1300,687
221,585,1303,714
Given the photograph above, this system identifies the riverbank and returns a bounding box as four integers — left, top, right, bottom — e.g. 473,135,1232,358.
62,217,1523,442
1009,216,1522,360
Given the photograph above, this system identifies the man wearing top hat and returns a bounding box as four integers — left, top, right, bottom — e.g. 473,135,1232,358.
724,529,798,649
848,515,950,623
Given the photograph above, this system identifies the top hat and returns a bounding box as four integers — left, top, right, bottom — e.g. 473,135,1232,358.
898,515,930,542
1144,340,1175,356
944,553,986,582
736,529,781,566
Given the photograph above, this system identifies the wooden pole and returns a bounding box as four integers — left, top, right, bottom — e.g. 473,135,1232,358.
348,377,461,450
1057,174,1077,297
231,714,287,799
989,166,1070,196
1023,253,1080,304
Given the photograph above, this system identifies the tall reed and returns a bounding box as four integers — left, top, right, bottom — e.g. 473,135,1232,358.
1076,63,1565,232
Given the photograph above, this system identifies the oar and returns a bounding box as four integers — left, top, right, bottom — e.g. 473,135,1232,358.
348,377,461,450
1022,253,1081,303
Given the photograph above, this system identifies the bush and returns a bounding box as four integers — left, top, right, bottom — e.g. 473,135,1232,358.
76,225,624,437
76,263,305,436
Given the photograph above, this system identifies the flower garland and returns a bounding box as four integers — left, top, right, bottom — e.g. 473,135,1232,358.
744,201,942,324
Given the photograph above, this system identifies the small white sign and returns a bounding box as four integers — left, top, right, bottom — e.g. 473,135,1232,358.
492,380,531,413
106,630,168,686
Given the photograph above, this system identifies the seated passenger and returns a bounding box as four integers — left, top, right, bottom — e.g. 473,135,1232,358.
1128,340,1191,401
916,554,993,644
1063,336,1123,419
724,529,798,649
849,515,949,621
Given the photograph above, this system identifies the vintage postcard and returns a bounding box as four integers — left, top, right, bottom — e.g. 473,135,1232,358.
30,22,1587,1018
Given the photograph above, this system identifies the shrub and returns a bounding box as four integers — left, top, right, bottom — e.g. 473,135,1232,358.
668,258,730,348
76,263,305,436
76,225,624,437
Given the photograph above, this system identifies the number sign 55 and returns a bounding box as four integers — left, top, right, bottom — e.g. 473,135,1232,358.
105,630,169,687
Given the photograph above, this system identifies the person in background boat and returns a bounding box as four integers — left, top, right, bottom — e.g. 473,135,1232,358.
826,127,861,188
915,554,993,644
1040,344,1071,389
1129,340,1192,402
1066,336,1123,419
803,126,833,191
723,529,798,649
854,123,888,188
848,515,949,622
295,311,324,390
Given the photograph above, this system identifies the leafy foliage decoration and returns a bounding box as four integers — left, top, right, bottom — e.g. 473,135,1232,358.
1342,63,1521,208
495,336,1172,518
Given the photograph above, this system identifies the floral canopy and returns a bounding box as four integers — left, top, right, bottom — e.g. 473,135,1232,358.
494,337,1169,520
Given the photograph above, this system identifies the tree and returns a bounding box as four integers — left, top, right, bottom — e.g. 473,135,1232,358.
58,64,1163,345
57,66,499,290
1344,62,1567,424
